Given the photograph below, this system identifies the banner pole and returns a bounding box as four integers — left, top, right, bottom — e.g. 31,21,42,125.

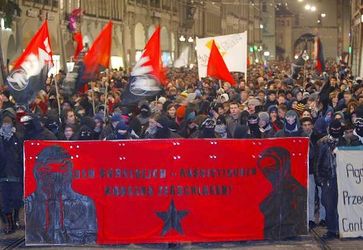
104,77,109,120
91,81,96,115
53,75,62,119
0,28,7,86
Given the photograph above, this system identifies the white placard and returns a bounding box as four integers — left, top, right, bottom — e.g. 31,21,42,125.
336,147,363,238
196,32,247,80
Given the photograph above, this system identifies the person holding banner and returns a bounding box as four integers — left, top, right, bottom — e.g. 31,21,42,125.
347,105,363,146
0,109,23,234
316,119,348,239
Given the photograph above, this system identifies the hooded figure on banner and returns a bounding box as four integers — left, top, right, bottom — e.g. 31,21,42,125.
6,21,53,105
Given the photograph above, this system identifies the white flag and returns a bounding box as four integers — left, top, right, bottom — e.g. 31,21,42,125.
196,32,247,79
174,47,190,68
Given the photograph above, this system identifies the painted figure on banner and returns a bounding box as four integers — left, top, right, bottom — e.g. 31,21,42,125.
258,147,307,240
25,145,97,244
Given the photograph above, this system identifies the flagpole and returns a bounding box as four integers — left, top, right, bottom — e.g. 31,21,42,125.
0,27,7,85
53,75,62,119
91,81,96,115
104,78,108,120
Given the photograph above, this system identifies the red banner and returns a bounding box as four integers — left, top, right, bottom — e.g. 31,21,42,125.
24,138,308,245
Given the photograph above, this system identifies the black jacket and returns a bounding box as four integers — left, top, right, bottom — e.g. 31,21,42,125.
0,133,23,181
316,136,348,182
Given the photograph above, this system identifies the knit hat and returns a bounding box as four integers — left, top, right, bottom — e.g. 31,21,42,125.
248,98,261,107
111,113,122,123
286,110,298,119
267,105,278,114
247,114,259,125
258,112,270,125
115,120,129,131
329,119,343,138
221,93,229,103
186,111,196,122
94,112,105,123
295,103,305,114
158,96,167,104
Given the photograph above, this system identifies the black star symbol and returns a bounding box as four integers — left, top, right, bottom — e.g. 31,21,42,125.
156,200,189,236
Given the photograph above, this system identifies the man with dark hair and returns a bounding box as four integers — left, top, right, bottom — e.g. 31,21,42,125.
25,146,97,244
301,117,325,229
226,102,241,138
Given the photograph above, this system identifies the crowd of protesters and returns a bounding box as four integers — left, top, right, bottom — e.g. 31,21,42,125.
0,59,362,239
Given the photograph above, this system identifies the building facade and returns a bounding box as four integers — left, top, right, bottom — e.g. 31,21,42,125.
351,0,363,77
0,0,263,75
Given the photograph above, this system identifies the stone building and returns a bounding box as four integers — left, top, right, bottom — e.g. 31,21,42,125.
351,0,363,77
0,0,263,76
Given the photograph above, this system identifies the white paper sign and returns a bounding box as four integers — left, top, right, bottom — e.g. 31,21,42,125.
336,148,363,238
196,32,247,80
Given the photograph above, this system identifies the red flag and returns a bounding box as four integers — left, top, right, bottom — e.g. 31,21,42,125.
13,21,53,69
7,21,53,104
314,37,325,73
73,32,84,60
207,40,236,86
139,26,166,84
83,21,112,78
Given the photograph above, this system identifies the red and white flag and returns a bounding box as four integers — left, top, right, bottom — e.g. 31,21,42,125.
121,26,165,105
6,21,53,104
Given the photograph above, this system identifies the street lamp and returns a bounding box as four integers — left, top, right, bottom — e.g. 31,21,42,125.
304,4,311,10
188,36,194,43
179,35,186,42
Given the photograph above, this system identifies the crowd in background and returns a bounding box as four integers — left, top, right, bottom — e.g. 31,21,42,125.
0,59,362,239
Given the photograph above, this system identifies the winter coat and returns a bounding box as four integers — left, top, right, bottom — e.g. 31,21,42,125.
315,136,348,183
0,133,23,182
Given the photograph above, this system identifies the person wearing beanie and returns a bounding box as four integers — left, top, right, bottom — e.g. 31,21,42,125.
233,124,250,139
294,102,305,116
247,114,261,138
178,111,199,138
143,113,162,139
137,102,151,128
268,105,283,133
106,120,130,140
99,112,122,140
0,111,23,233
214,115,228,138
247,98,261,115
154,115,172,139
348,104,363,146
258,112,274,138
274,110,305,137
199,117,217,138
78,116,96,140
20,114,57,140
316,119,348,239
93,113,105,139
